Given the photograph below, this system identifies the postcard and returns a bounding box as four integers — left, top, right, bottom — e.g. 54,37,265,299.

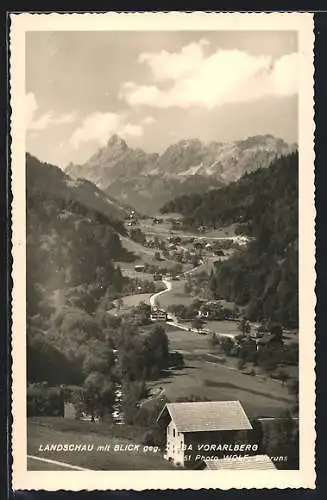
10,11,315,490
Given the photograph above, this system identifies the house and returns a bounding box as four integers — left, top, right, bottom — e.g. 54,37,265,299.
157,400,255,467
64,401,77,419
150,309,168,322
255,334,272,351
134,264,145,272
198,301,225,319
249,330,264,340
203,454,277,470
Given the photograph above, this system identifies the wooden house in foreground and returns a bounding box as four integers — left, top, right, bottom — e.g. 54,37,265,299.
157,400,256,467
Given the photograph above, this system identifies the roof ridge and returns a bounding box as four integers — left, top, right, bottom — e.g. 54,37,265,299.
159,400,253,432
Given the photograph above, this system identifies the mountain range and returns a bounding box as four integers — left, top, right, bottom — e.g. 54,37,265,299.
66,134,297,214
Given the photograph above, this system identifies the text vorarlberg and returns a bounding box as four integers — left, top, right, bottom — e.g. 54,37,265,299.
37,443,259,453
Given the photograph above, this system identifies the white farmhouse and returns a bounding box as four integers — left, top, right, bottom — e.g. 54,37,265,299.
157,400,254,467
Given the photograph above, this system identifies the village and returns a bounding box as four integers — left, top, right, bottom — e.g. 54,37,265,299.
28,208,299,472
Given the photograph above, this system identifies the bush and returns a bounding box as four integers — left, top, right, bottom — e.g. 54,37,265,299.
27,384,64,417
237,359,245,371
220,337,234,356
208,333,219,348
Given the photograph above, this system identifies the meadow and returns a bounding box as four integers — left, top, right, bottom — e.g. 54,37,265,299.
27,417,173,471
147,325,294,418
156,280,195,308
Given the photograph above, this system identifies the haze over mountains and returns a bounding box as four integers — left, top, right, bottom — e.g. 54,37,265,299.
65,134,297,214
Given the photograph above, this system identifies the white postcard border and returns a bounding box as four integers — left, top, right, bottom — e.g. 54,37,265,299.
10,11,316,490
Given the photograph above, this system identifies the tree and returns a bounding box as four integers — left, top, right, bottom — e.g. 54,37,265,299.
288,378,299,397
209,271,218,297
133,302,151,325
116,298,124,311
167,304,187,320
288,378,299,416
27,333,82,385
129,228,146,245
238,338,257,363
83,371,114,418
191,317,205,331
208,333,219,348
184,280,193,295
262,410,299,469
27,384,64,417
220,337,234,356
81,342,115,377
276,369,290,386
283,342,298,366
154,251,161,261
238,317,251,335
122,380,148,425
144,325,169,377
162,249,170,260
270,323,283,343
237,358,246,371
257,343,282,373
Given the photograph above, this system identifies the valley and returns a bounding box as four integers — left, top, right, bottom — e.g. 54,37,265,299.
26,144,299,471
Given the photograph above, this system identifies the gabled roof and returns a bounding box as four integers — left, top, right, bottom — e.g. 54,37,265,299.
157,400,252,433
205,454,277,470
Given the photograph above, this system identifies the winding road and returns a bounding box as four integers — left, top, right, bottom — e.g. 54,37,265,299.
149,279,172,309
149,278,208,333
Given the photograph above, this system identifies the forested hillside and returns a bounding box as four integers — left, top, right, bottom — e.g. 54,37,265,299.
106,174,224,215
26,153,134,388
27,153,129,223
163,153,298,327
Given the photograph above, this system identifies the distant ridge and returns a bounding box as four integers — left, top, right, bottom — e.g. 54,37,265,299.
65,134,297,214
27,153,130,223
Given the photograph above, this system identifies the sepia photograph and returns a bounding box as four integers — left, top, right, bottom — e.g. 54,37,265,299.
10,12,315,490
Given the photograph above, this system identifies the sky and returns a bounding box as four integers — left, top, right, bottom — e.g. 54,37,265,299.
26,30,298,168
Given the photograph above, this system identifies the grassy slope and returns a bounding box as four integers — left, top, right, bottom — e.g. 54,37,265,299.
147,326,293,418
115,293,153,308
28,418,173,471
157,280,195,308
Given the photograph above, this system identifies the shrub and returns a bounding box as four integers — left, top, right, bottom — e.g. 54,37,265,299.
27,384,64,417
237,359,245,371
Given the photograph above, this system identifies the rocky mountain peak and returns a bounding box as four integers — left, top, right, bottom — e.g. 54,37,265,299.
107,134,128,149
65,134,297,214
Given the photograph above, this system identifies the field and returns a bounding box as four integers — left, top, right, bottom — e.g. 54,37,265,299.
157,280,195,308
27,418,174,471
146,326,294,418
114,293,153,309
164,324,239,351
117,262,155,282
204,320,240,337
148,361,292,418
138,218,237,241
